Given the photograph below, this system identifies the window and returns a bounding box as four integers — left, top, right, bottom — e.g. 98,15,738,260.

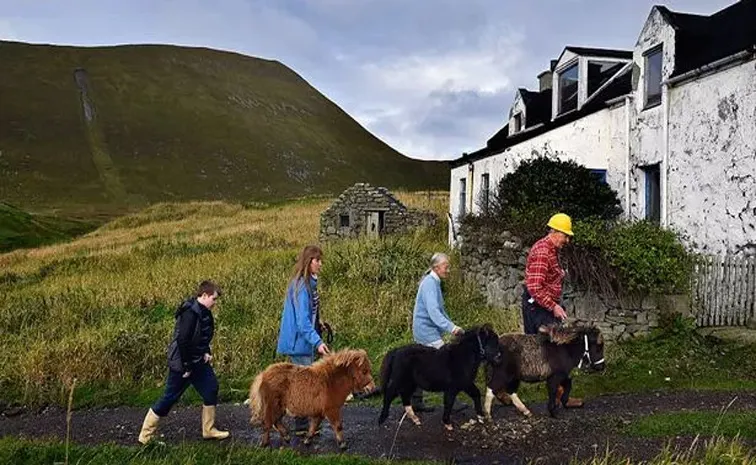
513,113,522,133
459,178,467,217
644,46,663,107
558,63,578,115
642,164,661,224
589,169,607,184
339,214,350,228
480,173,490,212
587,61,625,97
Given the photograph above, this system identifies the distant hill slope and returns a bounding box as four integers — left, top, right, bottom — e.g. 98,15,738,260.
0,40,448,216
0,202,95,252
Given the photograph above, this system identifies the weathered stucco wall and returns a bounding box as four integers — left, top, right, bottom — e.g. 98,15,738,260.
627,7,676,221
667,60,756,256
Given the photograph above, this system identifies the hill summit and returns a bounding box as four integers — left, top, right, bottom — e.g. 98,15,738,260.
0,40,448,216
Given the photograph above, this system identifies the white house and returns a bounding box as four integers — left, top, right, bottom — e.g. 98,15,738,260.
448,0,756,256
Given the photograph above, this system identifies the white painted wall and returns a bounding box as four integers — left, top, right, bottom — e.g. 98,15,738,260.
448,104,628,245
666,59,756,255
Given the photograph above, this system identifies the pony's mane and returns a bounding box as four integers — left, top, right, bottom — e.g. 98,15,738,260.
540,325,597,345
313,348,368,369
448,324,491,346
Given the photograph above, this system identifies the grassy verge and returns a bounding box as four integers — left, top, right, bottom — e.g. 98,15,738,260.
0,437,434,465
571,437,756,465
625,411,756,439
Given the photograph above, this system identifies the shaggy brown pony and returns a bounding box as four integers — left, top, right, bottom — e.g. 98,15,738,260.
483,325,605,419
249,348,375,450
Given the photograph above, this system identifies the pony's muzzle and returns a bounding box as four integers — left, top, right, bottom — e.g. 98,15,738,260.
363,381,377,393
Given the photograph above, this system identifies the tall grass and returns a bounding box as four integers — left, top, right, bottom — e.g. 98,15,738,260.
0,192,519,408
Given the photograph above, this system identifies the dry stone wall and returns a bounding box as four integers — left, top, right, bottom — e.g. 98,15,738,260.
458,223,688,341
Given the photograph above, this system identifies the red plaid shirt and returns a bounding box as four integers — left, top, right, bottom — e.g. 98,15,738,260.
524,236,565,312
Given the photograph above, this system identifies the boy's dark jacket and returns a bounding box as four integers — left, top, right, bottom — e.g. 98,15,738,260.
167,297,214,372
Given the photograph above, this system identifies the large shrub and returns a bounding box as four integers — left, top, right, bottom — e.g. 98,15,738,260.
467,156,622,245
491,157,622,222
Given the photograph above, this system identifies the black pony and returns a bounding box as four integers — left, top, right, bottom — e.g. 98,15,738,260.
376,324,501,431
483,324,605,419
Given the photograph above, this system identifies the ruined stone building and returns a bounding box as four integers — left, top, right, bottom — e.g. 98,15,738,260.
448,0,756,255
320,183,436,241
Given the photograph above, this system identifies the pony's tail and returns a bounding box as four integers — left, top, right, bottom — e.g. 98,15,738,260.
353,349,395,400
248,372,265,426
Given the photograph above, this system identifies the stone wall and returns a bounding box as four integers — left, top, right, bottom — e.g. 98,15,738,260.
458,223,689,341
320,183,437,242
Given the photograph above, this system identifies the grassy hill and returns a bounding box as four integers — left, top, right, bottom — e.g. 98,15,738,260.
0,40,448,217
0,202,96,253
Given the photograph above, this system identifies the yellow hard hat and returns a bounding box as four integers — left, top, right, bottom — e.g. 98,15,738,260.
547,213,574,236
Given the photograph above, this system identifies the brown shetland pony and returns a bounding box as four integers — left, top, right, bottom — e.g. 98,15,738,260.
249,348,375,450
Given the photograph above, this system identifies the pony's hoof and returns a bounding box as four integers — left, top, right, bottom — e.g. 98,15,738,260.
524,410,532,418
444,424,453,431
476,415,485,423
303,437,312,446
338,441,348,451
258,440,271,448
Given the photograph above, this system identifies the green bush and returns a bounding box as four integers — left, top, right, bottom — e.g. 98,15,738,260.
567,219,693,295
491,157,622,223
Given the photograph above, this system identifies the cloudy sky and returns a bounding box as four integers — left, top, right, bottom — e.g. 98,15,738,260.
0,0,734,160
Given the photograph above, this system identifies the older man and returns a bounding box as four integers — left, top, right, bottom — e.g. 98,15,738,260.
411,252,463,412
522,213,583,408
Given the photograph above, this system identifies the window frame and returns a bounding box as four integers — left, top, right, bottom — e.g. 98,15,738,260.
642,164,661,224
643,44,663,110
556,61,579,116
458,178,467,217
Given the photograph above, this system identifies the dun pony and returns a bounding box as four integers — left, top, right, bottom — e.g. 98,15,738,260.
248,348,375,450
483,325,605,418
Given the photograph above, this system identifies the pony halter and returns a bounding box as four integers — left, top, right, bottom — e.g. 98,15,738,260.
577,334,604,369
476,331,486,357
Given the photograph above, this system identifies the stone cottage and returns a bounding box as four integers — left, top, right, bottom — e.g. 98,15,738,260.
448,0,756,256
319,183,437,241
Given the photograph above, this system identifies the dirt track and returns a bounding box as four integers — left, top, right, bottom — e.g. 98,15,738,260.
2,390,755,464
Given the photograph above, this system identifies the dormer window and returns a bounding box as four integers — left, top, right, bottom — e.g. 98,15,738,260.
644,45,663,108
513,113,522,133
587,61,626,98
557,63,578,115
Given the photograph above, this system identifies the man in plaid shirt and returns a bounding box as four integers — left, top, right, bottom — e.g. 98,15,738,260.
522,212,583,408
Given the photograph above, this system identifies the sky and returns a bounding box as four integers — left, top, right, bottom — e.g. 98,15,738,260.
0,0,736,160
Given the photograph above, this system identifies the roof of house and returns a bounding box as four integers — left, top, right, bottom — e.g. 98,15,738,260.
563,46,634,60
658,0,756,77
451,68,632,168
517,88,553,128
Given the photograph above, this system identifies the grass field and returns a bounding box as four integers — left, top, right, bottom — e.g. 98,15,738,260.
2,191,756,410
0,191,525,408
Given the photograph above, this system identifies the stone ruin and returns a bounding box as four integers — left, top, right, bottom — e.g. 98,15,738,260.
319,183,437,242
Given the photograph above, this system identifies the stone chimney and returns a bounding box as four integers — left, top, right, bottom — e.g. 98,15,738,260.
537,60,558,92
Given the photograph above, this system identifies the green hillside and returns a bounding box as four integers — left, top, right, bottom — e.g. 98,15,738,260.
0,202,95,252
0,40,448,216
